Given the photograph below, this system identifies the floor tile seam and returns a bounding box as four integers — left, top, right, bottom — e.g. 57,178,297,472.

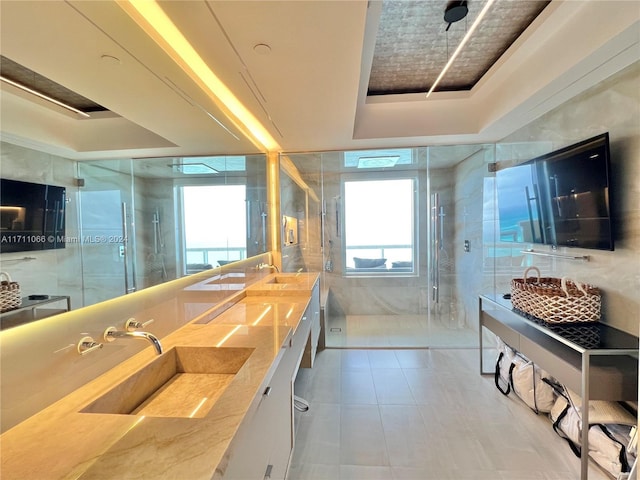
368,363,403,370
341,366,375,373
373,403,396,473
378,403,434,444
371,369,418,405
338,404,391,468
288,459,343,468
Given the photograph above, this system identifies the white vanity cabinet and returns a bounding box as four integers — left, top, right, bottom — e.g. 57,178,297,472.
219,344,287,480
301,279,321,368
221,278,320,480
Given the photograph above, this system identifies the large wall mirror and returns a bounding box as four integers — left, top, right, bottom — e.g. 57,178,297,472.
76,154,268,306
0,141,268,323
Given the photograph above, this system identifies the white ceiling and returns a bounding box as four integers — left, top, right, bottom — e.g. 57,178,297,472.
0,0,638,163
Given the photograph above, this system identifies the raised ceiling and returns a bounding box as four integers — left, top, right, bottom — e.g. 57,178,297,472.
0,1,638,162
368,0,550,95
0,55,108,113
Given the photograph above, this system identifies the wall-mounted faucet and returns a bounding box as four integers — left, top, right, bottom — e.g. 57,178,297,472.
103,326,163,355
256,263,280,273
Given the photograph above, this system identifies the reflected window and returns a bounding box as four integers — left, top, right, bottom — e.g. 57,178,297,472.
342,175,417,276
181,185,246,272
496,163,544,243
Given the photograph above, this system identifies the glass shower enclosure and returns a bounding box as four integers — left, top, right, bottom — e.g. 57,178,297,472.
280,144,495,348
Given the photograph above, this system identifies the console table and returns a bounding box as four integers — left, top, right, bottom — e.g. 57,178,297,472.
479,294,638,480
0,295,71,330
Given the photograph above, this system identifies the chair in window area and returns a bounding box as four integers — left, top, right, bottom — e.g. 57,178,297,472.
353,257,387,269
186,263,212,274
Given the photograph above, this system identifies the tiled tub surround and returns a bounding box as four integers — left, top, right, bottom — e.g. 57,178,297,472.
0,271,319,479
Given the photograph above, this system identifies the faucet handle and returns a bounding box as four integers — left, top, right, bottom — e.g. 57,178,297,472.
104,326,118,342
125,318,154,332
77,336,103,355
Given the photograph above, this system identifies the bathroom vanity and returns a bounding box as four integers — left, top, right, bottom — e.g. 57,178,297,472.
0,272,320,480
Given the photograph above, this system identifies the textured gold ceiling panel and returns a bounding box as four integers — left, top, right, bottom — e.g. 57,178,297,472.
368,0,550,95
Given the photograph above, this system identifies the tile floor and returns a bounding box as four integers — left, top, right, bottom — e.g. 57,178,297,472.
289,348,611,480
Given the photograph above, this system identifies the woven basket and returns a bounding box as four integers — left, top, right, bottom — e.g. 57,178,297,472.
0,271,22,312
511,266,600,324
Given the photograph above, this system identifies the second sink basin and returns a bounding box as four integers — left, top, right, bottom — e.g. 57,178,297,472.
206,273,247,285
81,346,253,418
265,275,307,285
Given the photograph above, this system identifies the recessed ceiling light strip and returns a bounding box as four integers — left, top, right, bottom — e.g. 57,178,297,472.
120,0,280,152
426,0,496,98
0,75,91,118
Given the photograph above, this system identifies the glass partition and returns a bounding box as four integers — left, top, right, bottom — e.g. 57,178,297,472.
280,144,496,348
77,154,267,307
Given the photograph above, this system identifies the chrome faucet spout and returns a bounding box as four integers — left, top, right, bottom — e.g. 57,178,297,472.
257,263,280,273
104,327,163,355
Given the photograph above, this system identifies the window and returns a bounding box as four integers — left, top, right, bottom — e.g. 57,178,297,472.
181,184,246,272
342,174,417,276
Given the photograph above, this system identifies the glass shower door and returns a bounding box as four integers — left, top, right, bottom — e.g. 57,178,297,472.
427,184,467,348
426,145,494,347
77,160,137,307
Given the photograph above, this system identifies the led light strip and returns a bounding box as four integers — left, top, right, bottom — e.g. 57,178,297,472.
121,0,280,152
426,0,496,98
1,75,91,118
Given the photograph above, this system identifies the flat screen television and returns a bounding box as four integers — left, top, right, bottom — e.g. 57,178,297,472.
496,133,613,251
0,178,66,253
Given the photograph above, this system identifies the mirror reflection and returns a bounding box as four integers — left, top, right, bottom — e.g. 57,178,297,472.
76,154,267,306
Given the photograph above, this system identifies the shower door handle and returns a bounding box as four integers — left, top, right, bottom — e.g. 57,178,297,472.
246,199,251,241
261,206,267,251
430,193,440,304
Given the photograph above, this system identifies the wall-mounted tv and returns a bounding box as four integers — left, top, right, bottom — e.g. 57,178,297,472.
0,178,66,253
496,133,613,251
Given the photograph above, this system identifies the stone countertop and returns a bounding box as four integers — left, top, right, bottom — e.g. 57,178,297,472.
0,272,319,480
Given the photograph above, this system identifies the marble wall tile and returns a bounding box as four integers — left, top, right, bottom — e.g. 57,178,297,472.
0,142,83,308
493,62,640,334
452,147,495,330
134,176,177,289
